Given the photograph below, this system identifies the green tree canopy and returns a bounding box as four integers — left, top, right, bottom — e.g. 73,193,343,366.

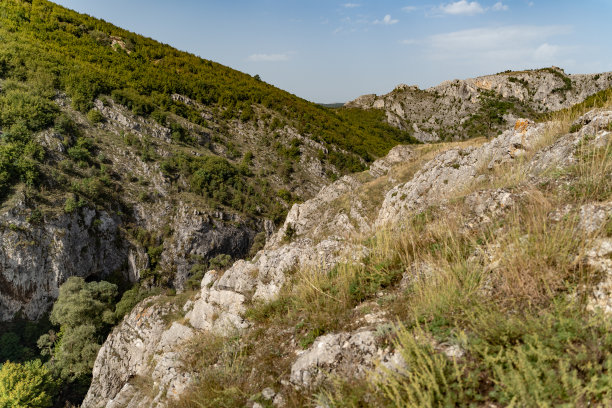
50,277,117,330
0,360,58,408
43,277,117,387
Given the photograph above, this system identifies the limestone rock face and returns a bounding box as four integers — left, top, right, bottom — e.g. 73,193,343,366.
84,108,612,406
0,199,132,321
369,145,415,178
82,298,196,408
376,119,546,227
185,237,368,334
346,68,612,142
289,330,380,388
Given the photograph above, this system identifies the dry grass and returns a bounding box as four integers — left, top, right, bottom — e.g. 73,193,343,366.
170,100,612,407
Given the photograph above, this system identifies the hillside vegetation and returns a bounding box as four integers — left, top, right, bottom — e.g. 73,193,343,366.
162,90,612,408
72,85,612,407
1,1,612,407
0,0,416,208
0,0,418,404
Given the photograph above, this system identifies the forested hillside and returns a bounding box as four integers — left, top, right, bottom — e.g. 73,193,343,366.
0,0,416,206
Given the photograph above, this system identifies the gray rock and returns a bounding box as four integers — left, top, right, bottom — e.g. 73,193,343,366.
290,330,379,388
346,69,612,142
82,298,195,408
0,201,133,321
376,119,545,227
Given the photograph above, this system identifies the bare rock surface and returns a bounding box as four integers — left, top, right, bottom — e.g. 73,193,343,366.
82,298,196,408
85,109,612,406
290,330,380,388
0,199,132,321
376,119,546,227
346,68,612,142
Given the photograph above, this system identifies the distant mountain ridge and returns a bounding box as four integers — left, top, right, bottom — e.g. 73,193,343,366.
346,67,612,142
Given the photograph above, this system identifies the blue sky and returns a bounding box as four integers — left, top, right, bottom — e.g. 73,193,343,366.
53,0,612,103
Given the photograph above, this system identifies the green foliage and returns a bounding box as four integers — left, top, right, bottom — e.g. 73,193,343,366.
111,88,154,116
44,277,117,388
0,83,58,134
114,285,161,321
0,360,58,408
0,318,53,365
86,108,104,124
0,333,29,363
0,0,417,182
208,253,232,270
50,277,117,331
67,137,94,163
0,80,57,198
63,195,85,213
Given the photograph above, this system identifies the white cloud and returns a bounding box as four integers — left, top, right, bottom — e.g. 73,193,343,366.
425,25,572,68
492,2,508,11
429,25,570,52
247,53,291,62
533,43,560,61
528,1,535,6
343,3,360,8
401,39,419,45
439,0,484,15
374,14,399,25
402,6,417,12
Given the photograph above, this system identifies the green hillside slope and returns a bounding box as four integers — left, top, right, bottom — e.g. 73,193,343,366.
0,0,416,213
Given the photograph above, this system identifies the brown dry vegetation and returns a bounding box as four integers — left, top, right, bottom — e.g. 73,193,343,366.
169,97,612,407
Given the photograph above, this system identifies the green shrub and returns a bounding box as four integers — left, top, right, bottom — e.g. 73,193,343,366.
0,360,58,408
86,109,104,124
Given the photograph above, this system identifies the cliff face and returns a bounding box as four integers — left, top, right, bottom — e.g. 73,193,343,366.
346,67,612,142
0,87,335,322
83,106,612,407
0,197,130,321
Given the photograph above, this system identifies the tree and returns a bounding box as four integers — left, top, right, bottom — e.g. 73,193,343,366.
0,333,26,363
42,277,117,386
49,277,117,330
0,360,58,408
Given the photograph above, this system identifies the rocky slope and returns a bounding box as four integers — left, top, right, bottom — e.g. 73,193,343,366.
82,105,612,407
346,67,612,142
0,0,416,324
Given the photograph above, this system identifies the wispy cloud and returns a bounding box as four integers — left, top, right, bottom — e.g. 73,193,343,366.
247,53,291,62
426,25,572,66
402,6,417,12
374,14,399,25
343,3,360,8
439,0,484,16
533,43,559,61
492,1,509,11
429,25,570,51
401,38,420,45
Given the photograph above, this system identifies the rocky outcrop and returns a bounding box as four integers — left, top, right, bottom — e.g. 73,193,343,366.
346,68,612,142
0,198,132,321
290,330,381,388
84,108,612,406
154,203,259,289
84,234,368,406
185,236,367,333
268,144,416,247
82,298,196,408
376,119,546,227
